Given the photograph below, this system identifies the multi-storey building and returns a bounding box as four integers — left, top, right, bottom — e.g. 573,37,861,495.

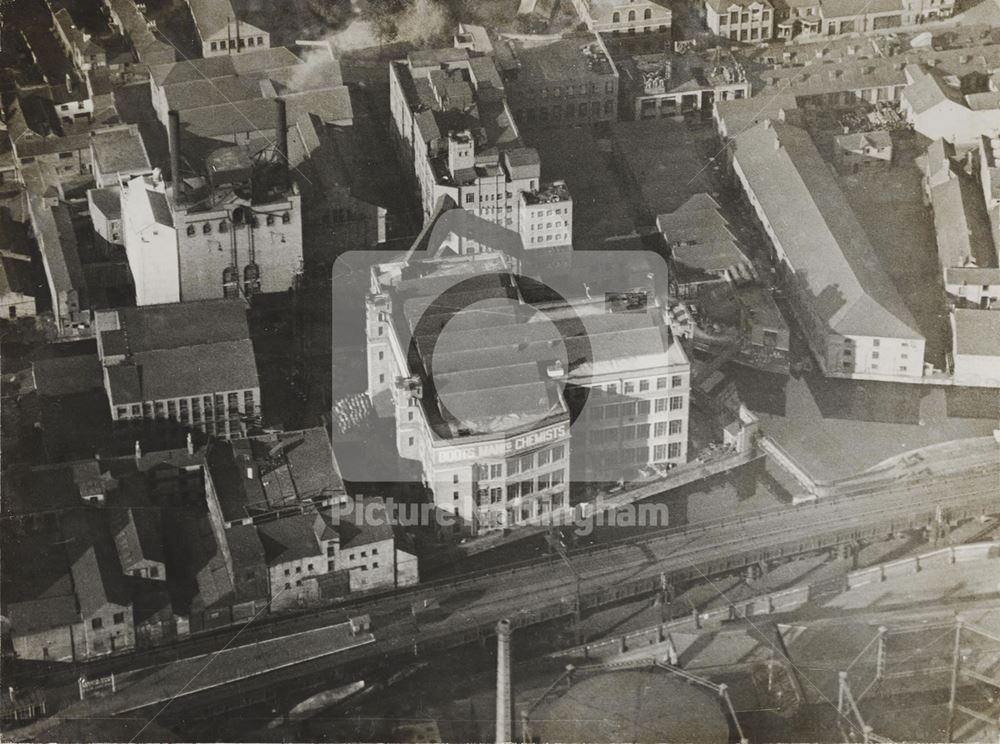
390,47,572,249
772,0,954,39
203,428,418,608
731,118,926,381
705,0,774,41
95,299,261,439
364,207,689,534
620,50,750,120
570,0,672,36
493,34,620,131
121,107,302,305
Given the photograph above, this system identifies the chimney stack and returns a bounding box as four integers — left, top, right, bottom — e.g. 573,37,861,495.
186,432,194,456
168,109,183,202
496,619,512,744
134,440,142,461
275,97,289,188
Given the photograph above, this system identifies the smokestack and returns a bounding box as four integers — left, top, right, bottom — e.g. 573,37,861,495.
275,98,289,191
186,432,194,456
496,619,512,744
275,97,288,175
168,109,183,202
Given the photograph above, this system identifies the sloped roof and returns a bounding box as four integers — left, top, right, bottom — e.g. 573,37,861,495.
1,532,79,633
61,508,130,616
929,172,996,271
256,513,323,566
187,0,267,42
733,120,922,340
90,126,151,177
902,64,966,115
657,193,749,275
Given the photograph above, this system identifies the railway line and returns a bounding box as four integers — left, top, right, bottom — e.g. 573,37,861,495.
13,462,994,735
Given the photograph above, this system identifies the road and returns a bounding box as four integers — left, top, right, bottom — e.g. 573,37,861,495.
14,462,998,738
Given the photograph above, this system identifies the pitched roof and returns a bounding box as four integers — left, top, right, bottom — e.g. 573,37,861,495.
88,187,122,220
61,508,130,616
26,194,86,301
902,65,966,115
952,309,1000,356
657,193,750,275
186,0,267,41
733,120,922,340
929,172,996,271
32,353,104,397
96,300,259,404
256,513,323,566
834,130,892,153
107,474,164,570
1,532,79,633
206,428,345,524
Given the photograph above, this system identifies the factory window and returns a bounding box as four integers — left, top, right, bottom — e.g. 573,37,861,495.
654,444,667,461
873,339,881,347
521,480,534,496
187,225,196,236
628,10,636,20
491,487,502,503
257,36,264,45
282,212,291,224
266,214,275,226
639,379,650,391
636,423,650,438
655,398,668,413
538,449,551,466
379,374,385,383
507,483,520,500
508,458,520,476
655,421,668,437
113,612,125,625
248,37,255,46
622,401,637,417
116,406,128,418
203,223,212,235
408,437,414,446
219,220,228,232
872,352,880,360
669,396,684,411
644,8,652,18
453,473,459,484
613,11,620,21
669,419,682,435
490,463,503,478
668,442,682,459
552,444,565,461
671,375,683,388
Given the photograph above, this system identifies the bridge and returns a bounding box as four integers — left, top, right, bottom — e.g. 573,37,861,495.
13,462,1000,738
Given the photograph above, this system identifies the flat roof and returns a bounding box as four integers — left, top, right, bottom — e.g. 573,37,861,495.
953,309,1000,357
503,35,616,83
91,126,151,176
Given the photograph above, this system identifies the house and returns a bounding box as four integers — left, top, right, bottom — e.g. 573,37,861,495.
901,64,1000,146
95,299,261,439
61,508,136,657
833,130,892,173
186,0,270,58
203,428,419,596
622,50,749,121
569,0,672,41
704,0,774,42
978,134,1000,253
0,253,37,321
87,186,123,245
950,309,1000,387
730,118,925,380
25,190,90,334
493,34,619,131
102,0,176,68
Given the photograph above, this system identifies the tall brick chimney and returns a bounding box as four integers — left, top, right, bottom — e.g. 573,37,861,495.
496,619,512,744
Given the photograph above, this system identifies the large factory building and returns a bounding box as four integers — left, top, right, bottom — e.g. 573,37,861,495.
364,202,689,535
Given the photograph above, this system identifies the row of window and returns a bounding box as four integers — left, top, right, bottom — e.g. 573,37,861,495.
612,8,655,21
729,26,771,39
528,233,566,243
587,442,682,469
116,391,256,422
535,81,615,97
720,9,771,24
587,419,682,444
596,376,684,395
530,220,567,231
209,36,265,52
91,612,126,630
499,468,567,502
185,212,290,236
506,444,566,476
520,100,615,124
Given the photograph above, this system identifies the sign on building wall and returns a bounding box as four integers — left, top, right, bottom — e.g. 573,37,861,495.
435,423,568,464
